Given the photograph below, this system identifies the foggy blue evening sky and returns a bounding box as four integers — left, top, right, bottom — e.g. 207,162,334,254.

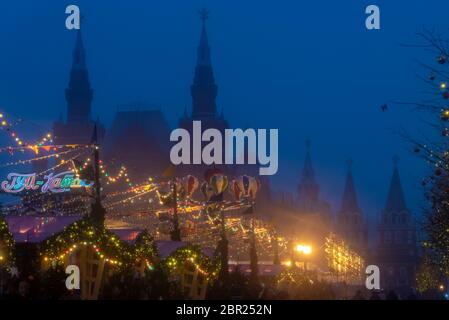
1,0,449,223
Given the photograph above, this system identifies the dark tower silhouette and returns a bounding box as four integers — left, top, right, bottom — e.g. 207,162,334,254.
296,141,331,221
53,30,105,145
376,157,418,296
178,9,229,177
297,140,320,213
66,30,92,123
336,160,368,256
190,8,218,119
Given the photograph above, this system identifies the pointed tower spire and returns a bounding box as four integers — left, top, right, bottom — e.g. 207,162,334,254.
339,159,360,214
337,159,367,254
73,30,86,69
191,8,218,119
198,8,211,66
301,139,315,184
66,29,93,124
297,140,320,213
384,156,407,212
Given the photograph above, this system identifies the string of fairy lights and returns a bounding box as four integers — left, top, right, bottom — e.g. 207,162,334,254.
0,127,287,264
0,109,364,286
0,147,84,168
0,111,53,150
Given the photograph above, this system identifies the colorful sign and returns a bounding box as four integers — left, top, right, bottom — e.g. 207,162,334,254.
1,171,93,194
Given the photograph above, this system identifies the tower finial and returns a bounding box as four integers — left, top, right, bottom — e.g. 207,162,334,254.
199,8,209,25
305,139,311,152
191,7,216,118
339,160,360,214
66,25,92,124
347,158,353,171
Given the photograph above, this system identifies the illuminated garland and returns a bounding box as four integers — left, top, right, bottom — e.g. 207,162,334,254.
324,233,364,281
102,164,134,187
104,188,156,209
40,220,220,281
163,245,219,281
0,112,26,147
133,230,159,270
277,268,308,285
0,147,83,168
0,217,15,266
0,111,53,149
37,150,88,176
40,216,133,267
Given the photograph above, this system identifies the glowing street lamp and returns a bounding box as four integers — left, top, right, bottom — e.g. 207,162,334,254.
295,244,312,255
0,253,4,296
293,243,312,271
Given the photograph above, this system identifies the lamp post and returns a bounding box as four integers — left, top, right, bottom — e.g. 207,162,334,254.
272,232,280,266
294,243,312,271
206,174,260,291
248,208,259,287
170,178,181,241
0,254,3,297
91,123,105,228
217,206,229,284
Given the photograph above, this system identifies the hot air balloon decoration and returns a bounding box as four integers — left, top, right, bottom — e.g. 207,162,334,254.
158,178,185,205
201,173,228,202
182,175,199,198
236,175,260,200
209,174,228,196
174,178,185,199
230,179,243,200
201,181,215,201
204,168,223,183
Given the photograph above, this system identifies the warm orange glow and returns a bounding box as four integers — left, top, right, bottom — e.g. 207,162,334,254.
295,244,312,255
